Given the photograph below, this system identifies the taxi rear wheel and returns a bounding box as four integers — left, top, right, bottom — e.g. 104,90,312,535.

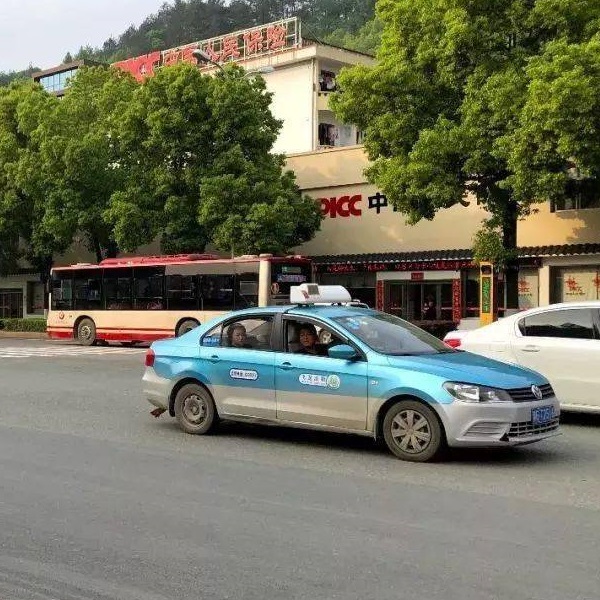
174,383,217,435
382,400,444,462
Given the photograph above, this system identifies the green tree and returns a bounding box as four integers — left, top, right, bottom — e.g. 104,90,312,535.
34,66,139,262
332,0,600,309
323,17,382,55
0,81,59,278
304,0,376,38
107,62,321,255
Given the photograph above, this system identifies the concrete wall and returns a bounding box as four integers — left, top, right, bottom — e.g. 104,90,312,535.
288,146,489,255
267,61,316,154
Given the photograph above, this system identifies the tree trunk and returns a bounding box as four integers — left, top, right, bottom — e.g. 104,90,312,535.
104,239,119,259
503,200,519,310
93,237,103,264
35,254,54,310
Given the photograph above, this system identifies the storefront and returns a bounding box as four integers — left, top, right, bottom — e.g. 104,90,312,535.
285,146,600,324
314,250,546,325
0,273,46,320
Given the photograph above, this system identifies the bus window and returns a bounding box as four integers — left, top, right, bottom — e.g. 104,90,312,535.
51,271,73,310
166,274,199,311
104,268,133,310
134,267,165,310
236,262,259,309
73,269,102,310
201,274,235,311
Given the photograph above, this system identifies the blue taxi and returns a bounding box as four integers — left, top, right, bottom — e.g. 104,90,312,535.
143,285,560,462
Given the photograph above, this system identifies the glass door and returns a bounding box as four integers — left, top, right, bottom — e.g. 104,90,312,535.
386,283,404,318
384,281,456,321
0,289,24,318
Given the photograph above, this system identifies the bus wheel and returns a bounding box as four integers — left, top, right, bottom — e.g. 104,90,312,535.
76,318,97,346
176,319,199,337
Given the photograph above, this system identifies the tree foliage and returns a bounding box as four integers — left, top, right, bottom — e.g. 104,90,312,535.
0,81,58,275
107,62,321,255
1,59,318,277
33,66,139,262
332,0,600,307
323,18,382,55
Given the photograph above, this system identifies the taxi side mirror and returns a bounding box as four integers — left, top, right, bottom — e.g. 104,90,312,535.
328,344,359,361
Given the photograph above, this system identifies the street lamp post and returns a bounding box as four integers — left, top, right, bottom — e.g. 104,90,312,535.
191,48,225,73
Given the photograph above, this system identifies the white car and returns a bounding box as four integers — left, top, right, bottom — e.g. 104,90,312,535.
444,301,600,413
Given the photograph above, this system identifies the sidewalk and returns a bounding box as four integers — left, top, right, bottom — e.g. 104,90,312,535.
0,331,48,340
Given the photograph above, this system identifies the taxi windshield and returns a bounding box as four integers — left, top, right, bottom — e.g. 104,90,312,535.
334,312,453,356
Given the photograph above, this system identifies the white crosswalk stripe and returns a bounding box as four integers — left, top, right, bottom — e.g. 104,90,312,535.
0,346,146,359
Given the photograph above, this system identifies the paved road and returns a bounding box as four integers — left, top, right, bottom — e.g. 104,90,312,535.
1,339,599,599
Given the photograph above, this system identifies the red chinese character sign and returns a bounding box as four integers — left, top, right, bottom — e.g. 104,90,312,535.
243,30,264,54
113,51,162,82
112,18,300,79
452,279,461,323
376,280,385,312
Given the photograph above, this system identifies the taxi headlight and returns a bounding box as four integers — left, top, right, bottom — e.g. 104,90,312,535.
443,382,512,403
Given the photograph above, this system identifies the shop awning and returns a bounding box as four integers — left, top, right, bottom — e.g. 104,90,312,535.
312,243,600,272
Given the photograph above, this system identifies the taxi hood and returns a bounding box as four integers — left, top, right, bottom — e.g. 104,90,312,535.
385,350,546,389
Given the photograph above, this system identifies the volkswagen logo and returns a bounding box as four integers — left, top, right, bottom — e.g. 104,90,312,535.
531,385,543,401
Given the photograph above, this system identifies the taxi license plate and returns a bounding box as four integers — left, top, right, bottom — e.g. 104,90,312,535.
531,406,554,425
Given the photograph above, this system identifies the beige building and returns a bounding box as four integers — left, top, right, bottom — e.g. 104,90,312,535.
288,146,600,322
3,19,600,322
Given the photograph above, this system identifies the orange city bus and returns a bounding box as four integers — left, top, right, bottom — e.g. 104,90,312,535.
47,253,312,345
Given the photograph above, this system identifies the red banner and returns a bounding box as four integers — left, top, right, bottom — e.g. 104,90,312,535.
452,279,462,323
376,280,384,311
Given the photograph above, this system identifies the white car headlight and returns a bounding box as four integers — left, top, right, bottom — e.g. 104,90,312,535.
443,382,512,403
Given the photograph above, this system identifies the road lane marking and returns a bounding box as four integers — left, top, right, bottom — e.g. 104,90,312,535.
0,346,146,358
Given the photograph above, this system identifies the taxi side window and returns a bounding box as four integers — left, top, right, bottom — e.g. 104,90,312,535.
285,319,343,357
202,317,274,351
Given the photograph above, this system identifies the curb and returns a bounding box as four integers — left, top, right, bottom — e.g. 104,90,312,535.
0,331,49,340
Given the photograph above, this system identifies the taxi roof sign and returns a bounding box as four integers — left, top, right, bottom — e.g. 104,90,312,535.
290,284,352,305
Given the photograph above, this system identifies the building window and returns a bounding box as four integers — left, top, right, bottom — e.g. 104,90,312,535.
551,267,600,303
0,288,24,318
318,123,337,147
27,281,46,315
38,68,78,93
318,70,337,92
552,178,600,211
518,269,539,310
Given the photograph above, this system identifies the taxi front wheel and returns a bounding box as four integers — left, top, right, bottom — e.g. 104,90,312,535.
174,384,217,435
382,400,444,462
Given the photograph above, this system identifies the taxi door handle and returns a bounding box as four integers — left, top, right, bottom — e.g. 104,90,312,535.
521,345,540,353
209,354,220,363
279,362,293,370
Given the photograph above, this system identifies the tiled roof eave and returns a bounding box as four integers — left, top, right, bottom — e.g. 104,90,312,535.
312,243,600,266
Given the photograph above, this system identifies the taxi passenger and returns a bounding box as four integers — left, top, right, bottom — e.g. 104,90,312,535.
296,324,327,356
227,323,252,349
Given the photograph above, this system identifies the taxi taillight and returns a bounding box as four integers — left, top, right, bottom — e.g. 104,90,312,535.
145,349,156,367
445,338,462,349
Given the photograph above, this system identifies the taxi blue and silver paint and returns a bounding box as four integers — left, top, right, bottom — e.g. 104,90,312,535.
143,286,560,462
